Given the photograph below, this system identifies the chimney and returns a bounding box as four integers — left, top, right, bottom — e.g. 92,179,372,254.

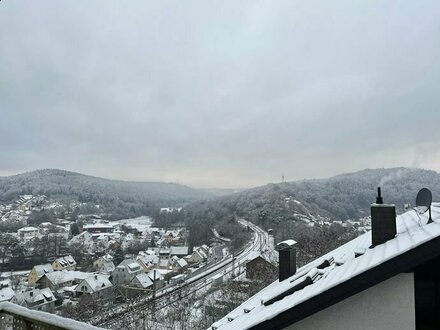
376,187,383,204
277,239,297,281
371,187,396,246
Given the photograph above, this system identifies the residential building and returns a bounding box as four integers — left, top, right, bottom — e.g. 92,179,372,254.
52,255,76,271
136,255,159,273
14,288,56,313
75,274,114,299
28,264,54,287
112,259,143,286
210,192,440,330
17,227,39,240
82,223,114,234
93,254,113,271
170,246,189,258
245,252,277,280
130,273,153,290
0,287,15,302
37,270,91,291
147,270,165,290
98,261,115,275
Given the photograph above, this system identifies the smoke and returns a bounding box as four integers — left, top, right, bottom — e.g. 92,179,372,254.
379,169,405,187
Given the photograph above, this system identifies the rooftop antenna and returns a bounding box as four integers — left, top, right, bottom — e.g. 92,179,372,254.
415,188,433,224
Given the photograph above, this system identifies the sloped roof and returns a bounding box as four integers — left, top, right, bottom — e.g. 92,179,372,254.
15,288,55,307
0,287,15,302
170,246,189,256
132,273,153,288
78,275,112,292
42,270,91,285
100,261,115,273
211,203,440,330
176,258,188,268
147,270,164,281
33,264,54,278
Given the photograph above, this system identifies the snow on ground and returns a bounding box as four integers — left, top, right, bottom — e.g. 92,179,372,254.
113,216,154,232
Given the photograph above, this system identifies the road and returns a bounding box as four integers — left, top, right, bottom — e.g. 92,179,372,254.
92,219,274,328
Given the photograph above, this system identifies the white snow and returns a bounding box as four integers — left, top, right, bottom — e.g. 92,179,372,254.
0,301,104,329
211,203,440,329
277,239,297,248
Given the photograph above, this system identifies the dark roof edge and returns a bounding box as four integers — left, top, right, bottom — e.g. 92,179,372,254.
251,234,440,330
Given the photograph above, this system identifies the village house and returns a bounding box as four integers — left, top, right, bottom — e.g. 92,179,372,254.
0,287,15,302
245,252,277,280
52,255,76,271
17,227,39,240
147,269,165,290
28,264,54,287
98,260,116,275
130,273,154,290
171,257,188,273
14,288,56,313
112,259,143,286
82,223,115,234
188,247,208,264
74,274,114,299
170,246,189,258
136,255,159,273
93,254,114,271
37,270,91,291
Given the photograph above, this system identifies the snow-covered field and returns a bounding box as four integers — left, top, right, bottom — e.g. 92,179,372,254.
113,216,155,232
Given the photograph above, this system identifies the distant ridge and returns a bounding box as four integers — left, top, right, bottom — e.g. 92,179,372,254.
0,169,212,219
184,167,440,225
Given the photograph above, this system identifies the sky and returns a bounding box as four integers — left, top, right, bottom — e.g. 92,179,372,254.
1,1,440,189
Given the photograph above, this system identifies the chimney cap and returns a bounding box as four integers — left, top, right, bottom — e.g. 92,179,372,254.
277,239,297,250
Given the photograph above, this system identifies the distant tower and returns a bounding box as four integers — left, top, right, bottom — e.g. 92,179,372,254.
282,174,285,183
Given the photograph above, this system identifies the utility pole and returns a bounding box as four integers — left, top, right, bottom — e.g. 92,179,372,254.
152,269,157,322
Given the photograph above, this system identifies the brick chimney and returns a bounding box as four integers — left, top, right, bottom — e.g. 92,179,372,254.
371,187,396,246
277,239,297,281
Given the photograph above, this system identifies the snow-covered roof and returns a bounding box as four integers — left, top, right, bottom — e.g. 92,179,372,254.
0,287,15,302
211,203,440,329
147,270,164,281
42,270,91,285
137,255,159,266
17,227,39,232
83,224,114,229
77,274,112,293
170,246,189,256
176,258,188,268
0,301,104,329
15,288,55,307
127,262,141,272
132,273,153,288
99,261,115,273
54,255,76,268
33,264,54,278
277,239,297,249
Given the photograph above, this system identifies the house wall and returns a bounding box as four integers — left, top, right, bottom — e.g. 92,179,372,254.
285,273,415,330
28,269,38,287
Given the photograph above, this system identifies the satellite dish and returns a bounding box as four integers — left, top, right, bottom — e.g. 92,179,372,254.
415,188,433,223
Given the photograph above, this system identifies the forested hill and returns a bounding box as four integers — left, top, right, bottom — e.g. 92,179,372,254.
179,168,440,239
0,169,212,218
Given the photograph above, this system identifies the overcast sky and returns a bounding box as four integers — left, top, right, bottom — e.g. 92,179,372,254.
1,1,440,188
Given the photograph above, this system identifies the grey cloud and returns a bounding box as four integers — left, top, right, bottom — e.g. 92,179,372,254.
1,0,440,187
